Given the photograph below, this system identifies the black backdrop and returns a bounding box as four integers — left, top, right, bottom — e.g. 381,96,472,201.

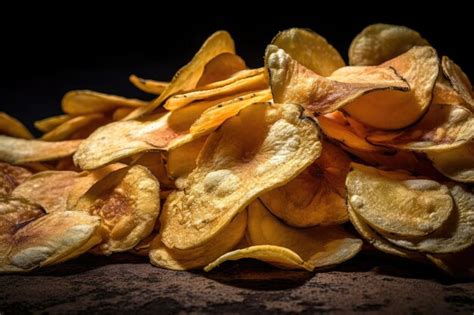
1,11,471,135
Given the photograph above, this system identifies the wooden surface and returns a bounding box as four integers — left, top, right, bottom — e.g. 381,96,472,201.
1,252,474,314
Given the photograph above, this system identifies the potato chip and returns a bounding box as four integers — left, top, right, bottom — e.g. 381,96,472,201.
129,75,169,95
160,103,322,250
260,141,350,227
381,184,474,254
167,136,206,179
247,200,362,271
164,68,268,110
73,166,160,255
41,114,105,141
427,246,474,279
432,80,465,106
125,31,235,119
349,24,429,66
427,141,474,183
346,163,453,237
34,115,71,133
196,52,247,87
62,90,148,115
271,28,345,76
442,56,474,111
112,107,134,121
367,104,474,152
0,136,81,164
0,162,32,196
150,210,246,270
0,112,33,139
132,152,175,188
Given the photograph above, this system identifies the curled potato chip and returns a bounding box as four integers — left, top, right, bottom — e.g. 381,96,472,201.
164,68,268,110
427,246,474,279
346,163,453,237
427,141,474,183
41,114,106,141
0,112,33,139
129,75,169,95
34,115,71,133
126,31,235,119
161,103,322,250
0,162,32,196
381,185,474,254
197,52,247,87
349,24,429,66
260,141,350,227
442,56,474,111
167,137,206,179
271,28,345,76
367,104,474,152
266,45,409,120
132,152,175,189
0,136,81,164
150,210,247,270
432,80,465,106
73,166,160,255
62,90,148,115
247,200,362,271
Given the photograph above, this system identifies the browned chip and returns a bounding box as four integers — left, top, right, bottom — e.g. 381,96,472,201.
0,162,32,196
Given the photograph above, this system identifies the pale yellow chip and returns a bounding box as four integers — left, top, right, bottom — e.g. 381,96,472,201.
0,136,81,164
73,166,160,255
346,163,453,237
349,24,429,66
196,52,247,87
160,103,322,250
0,112,33,139
271,28,345,76
0,162,32,196
427,141,474,183
247,199,362,271
34,115,72,133
150,210,247,270
125,31,235,119
129,75,169,95
442,56,474,111
41,114,106,141
260,141,350,227
166,136,207,179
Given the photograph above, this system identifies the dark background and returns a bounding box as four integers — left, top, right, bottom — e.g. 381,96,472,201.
1,11,471,135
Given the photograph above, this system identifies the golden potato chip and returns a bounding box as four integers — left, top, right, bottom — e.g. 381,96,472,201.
196,52,247,87
346,163,453,237
34,115,71,133
41,114,105,141
164,68,268,110
167,137,207,179
367,104,474,152
247,200,362,271
427,141,474,183
0,112,33,139
442,56,474,110
0,162,32,196
150,210,246,270
62,90,148,115
427,246,474,279
160,103,322,250
132,152,175,189
432,80,465,106
204,245,309,272
260,141,350,227
125,31,235,119
381,184,474,254
0,136,81,164
349,24,429,66
271,28,345,76
129,75,169,95
73,166,160,255
112,107,134,121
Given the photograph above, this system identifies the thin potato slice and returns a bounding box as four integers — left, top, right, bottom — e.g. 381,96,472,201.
381,185,474,254
367,104,474,152
204,245,309,272
427,246,474,279
349,24,429,66
73,166,160,255
112,107,134,121
34,115,71,133
160,103,322,250
197,52,247,87
432,80,465,106
442,56,474,111
0,162,32,196
0,113,33,139
0,136,81,164
129,75,169,95
126,31,235,119
62,90,148,115
150,210,247,270
427,141,474,183
260,141,351,227
132,152,175,189
247,200,362,271
167,137,207,179
41,114,105,141
346,163,453,237
271,28,345,76
266,45,409,118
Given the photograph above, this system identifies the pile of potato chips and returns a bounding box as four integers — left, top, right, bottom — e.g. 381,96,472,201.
1,24,473,278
